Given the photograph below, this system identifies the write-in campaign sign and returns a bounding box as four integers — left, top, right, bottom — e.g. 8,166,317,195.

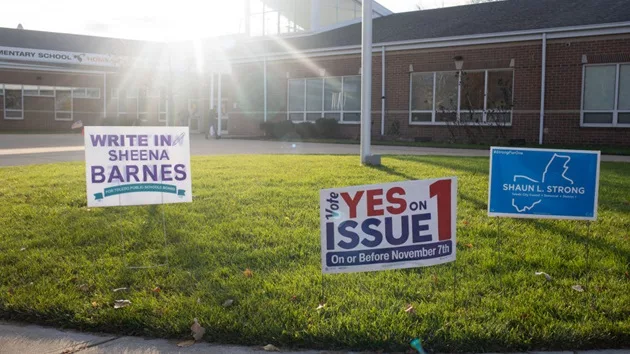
488,147,600,220
320,178,457,274
84,126,192,207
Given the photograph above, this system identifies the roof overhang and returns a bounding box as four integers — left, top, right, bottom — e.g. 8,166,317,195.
226,20,630,64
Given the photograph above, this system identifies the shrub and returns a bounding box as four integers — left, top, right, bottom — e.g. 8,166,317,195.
295,122,318,139
261,118,340,139
314,118,339,138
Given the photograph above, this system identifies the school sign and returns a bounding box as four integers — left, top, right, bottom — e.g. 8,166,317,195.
488,147,600,220
84,126,192,207
320,178,457,274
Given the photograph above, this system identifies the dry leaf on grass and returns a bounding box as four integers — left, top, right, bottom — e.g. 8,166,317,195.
263,344,280,351
404,304,415,313
78,284,90,292
152,287,161,293
535,272,553,281
20,247,26,251
222,299,234,307
91,301,98,308
316,303,325,310
177,339,196,347
113,287,128,292
191,318,206,341
465,243,473,249
114,300,131,309
572,285,584,292
243,268,253,278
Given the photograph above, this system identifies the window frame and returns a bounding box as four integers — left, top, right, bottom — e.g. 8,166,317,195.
581,63,630,128
54,87,73,121
409,68,514,126
287,75,361,124
4,84,24,120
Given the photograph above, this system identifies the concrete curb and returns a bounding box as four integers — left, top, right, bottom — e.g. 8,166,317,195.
1,321,629,354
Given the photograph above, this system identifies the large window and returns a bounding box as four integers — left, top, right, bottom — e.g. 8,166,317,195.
249,0,306,36
288,75,360,123
4,84,23,120
582,64,630,126
55,88,72,121
410,69,513,124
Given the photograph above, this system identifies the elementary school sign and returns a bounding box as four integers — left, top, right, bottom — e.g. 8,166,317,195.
320,178,457,274
488,147,600,220
84,126,192,207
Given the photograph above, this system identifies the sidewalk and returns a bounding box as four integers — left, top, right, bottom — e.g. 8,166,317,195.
1,321,628,354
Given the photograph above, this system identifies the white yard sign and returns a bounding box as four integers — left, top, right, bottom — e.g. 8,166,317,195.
84,126,192,207
320,178,457,274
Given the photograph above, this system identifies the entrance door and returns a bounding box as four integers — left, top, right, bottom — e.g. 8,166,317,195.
188,99,201,133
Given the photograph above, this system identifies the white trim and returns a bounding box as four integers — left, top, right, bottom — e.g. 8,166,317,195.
614,63,620,125
229,22,630,63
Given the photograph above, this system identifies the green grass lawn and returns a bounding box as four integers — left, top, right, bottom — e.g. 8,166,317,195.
0,155,628,352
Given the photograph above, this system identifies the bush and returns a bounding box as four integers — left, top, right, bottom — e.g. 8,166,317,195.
260,118,340,140
260,120,296,139
295,122,318,139
314,118,339,138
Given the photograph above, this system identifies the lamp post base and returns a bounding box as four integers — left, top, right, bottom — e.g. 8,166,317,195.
362,154,381,166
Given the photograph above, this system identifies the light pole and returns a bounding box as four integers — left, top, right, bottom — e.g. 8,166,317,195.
360,0,380,166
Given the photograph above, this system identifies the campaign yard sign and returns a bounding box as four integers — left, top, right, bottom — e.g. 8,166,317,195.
320,178,457,274
488,147,600,220
84,126,192,207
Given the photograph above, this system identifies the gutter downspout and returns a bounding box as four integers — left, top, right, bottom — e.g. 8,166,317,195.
539,33,547,145
381,46,385,136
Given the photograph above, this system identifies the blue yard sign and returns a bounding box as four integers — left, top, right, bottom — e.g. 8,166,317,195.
488,147,600,220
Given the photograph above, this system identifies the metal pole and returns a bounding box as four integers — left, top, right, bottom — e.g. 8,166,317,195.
539,33,547,145
380,46,385,136
263,57,268,122
217,73,222,136
360,0,373,164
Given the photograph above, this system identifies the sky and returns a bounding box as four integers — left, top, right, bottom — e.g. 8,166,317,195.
0,0,469,42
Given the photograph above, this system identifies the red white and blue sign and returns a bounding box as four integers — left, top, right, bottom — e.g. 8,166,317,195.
320,178,457,274
488,147,600,220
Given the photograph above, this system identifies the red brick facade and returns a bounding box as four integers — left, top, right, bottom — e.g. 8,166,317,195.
227,34,630,146
1,34,629,146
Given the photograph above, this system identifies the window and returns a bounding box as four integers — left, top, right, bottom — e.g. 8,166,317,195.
55,88,72,121
288,75,361,123
39,86,55,97
582,64,630,126
138,87,149,121
410,69,513,124
158,88,167,122
4,84,23,119
73,88,87,98
23,85,39,96
86,88,100,99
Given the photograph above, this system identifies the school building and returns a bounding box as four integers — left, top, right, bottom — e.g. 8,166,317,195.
1,0,629,146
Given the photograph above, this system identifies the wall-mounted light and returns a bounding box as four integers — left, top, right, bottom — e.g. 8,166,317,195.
453,56,464,70
509,58,515,68
408,64,414,72
319,68,326,77
581,54,588,64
